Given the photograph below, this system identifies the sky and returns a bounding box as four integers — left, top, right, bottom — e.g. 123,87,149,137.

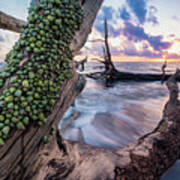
0,0,180,62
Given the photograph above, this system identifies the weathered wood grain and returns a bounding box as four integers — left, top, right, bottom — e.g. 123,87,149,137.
0,11,25,33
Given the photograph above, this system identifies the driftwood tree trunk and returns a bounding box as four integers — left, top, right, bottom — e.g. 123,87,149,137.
103,19,116,72
0,0,104,179
87,19,118,86
74,56,88,72
87,20,177,84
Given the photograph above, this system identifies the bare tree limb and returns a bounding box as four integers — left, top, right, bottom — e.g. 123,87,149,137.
104,19,115,70
161,60,167,84
0,11,25,33
88,39,104,43
74,56,88,71
166,68,180,105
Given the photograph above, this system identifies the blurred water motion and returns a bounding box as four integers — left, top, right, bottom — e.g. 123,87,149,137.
59,62,178,149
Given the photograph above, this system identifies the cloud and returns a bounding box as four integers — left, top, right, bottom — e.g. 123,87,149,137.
147,15,158,25
125,0,158,25
176,38,180,42
91,2,178,61
122,22,172,51
126,0,147,24
98,40,163,59
166,53,180,59
119,7,131,21
172,15,180,21
168,34,176,38
149,6,158,13
148,36,171,51
147,6,159,25
94,21,121,38
122,49,162,58
110,41,162,58
84,42,104,57
94,21,104,34
108,24,121,37
94,6,121,37
95,6,115,22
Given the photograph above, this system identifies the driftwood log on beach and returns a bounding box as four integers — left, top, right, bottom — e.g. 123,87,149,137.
86,70,179,82
86,20,177,84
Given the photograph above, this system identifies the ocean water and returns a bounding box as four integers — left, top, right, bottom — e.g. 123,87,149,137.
59,61,180,179
60,61,179,148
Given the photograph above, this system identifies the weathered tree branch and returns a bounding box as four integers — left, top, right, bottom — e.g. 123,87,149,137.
166,68,180,105
74,56,88,71
161,60,167,84
104,19,116,72
0,11,25,33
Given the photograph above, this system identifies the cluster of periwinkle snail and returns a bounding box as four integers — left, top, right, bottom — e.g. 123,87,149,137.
0,0,83,145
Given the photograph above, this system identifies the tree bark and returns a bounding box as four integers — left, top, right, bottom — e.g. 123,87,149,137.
0,0,104,179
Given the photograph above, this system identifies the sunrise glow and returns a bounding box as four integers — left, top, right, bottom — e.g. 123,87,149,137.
168,41,180,54
79,0,180,63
